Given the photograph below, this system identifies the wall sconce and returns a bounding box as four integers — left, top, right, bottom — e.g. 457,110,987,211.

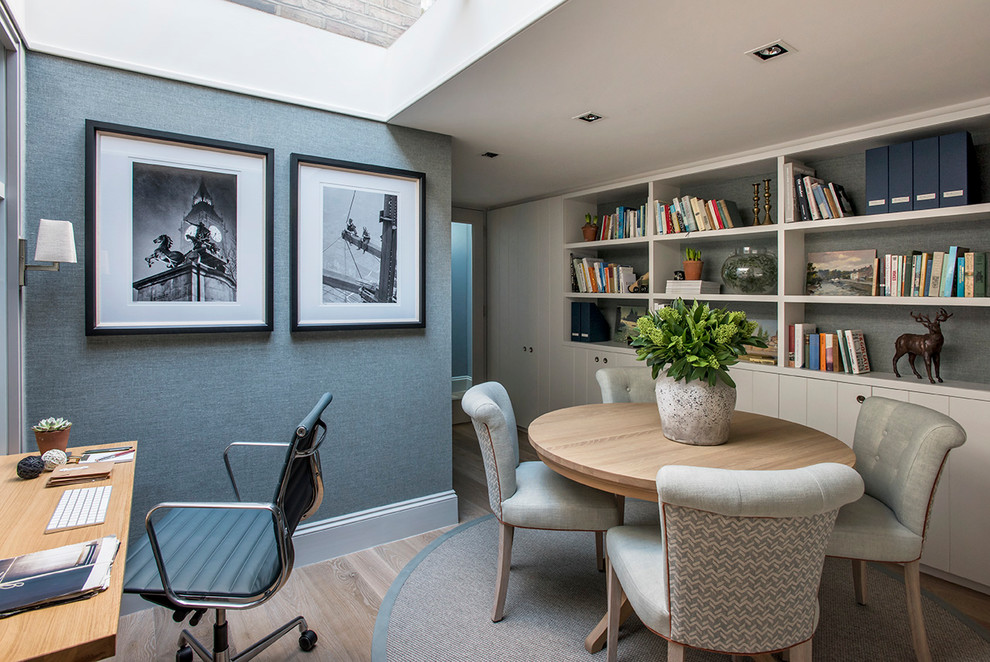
19,219,77,286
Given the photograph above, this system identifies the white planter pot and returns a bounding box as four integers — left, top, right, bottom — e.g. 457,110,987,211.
654,374,736,446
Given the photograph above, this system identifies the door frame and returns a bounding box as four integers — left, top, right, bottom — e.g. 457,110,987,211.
451,207,486,399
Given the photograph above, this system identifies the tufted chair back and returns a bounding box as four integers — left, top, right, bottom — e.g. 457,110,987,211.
595,367,656,403
461,382,521,519
852,397,966,538
658,463,863,653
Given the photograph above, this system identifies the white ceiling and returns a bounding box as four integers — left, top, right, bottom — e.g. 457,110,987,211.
390,0,990,210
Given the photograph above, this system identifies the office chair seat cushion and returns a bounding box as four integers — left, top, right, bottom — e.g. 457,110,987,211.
606,524,670,636
825,493,923,562
124,506,281,600
500,461,620,531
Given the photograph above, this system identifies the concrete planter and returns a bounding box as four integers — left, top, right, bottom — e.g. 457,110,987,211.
655,374,735,445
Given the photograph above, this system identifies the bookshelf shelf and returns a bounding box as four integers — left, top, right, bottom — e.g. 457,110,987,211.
656,293,778,303
565,236,651,250
566,292,651,300
782,202,990,235
654,224,777,242
784,295,990,307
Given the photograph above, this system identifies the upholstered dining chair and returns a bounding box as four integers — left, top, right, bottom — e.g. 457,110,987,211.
124,393,333,662
606,463,864,662
461,381,622,622
595,367,656,403
826,396,966,662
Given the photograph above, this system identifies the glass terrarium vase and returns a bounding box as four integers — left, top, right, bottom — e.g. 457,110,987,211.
720,247,777,295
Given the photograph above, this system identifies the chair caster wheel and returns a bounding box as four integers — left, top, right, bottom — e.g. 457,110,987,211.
299,629,318,651
176,645,194,662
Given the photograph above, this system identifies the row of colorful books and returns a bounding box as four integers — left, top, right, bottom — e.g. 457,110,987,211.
571,255,636,294
654,197,742,234
790,323,870,374
877,247,987,297
783,163,855,222
595,204,648,241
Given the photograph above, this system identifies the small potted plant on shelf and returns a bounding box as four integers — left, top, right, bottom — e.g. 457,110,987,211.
683,247,703,280
32,417,72,454
631,299,766,446
582,213,599,242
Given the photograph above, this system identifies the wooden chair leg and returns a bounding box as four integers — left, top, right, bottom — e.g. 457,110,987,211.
596,531,605,572
789,639,812,662
852,558,868,605
606,560,622,662
667,641,685,662
492,521,514,622
904,560,932,662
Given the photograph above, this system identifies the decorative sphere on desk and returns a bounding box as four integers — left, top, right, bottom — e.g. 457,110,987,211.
16,455,45,479
42,448,68,470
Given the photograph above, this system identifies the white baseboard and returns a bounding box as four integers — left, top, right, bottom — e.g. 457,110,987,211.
120,490,459,616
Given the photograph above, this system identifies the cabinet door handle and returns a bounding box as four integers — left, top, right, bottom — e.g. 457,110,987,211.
594,356,600,363
528,347,533,353
856,395,866,404
602,357,608,364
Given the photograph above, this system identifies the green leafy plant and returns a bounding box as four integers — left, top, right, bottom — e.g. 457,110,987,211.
630,298,767,387
583,213,599,227
684,247,702,261
32,417,72,432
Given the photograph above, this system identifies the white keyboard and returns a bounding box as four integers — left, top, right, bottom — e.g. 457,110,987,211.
46,485,113,533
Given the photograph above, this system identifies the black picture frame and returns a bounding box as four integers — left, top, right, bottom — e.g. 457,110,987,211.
85,121,274,335
290,154,426,331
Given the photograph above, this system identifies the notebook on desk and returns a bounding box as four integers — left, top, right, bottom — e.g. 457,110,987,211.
46,463,113,487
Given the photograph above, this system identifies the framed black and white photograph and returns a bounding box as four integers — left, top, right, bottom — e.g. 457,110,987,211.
290,154,425,330
85,121,273,334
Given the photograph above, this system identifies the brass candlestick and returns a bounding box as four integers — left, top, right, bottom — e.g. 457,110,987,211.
763,178,773,225
752,182,761,225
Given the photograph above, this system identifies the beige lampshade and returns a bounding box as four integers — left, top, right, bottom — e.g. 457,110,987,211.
34,219,76,263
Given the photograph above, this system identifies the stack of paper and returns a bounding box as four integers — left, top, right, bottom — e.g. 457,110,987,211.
665,280,721,295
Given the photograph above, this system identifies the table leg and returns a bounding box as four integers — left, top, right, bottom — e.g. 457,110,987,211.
585,595,632,653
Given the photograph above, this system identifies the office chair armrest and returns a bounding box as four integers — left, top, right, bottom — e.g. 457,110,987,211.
144,501,293,611
223,442,291,501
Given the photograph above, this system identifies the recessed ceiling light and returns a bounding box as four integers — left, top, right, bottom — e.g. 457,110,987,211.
748,40,794,61
573,112,604,123
481,152,499,158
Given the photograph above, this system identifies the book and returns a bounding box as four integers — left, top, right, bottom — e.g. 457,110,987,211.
811,183,832,219
974,252,988,297
47,463,113,487
784,162,816,222
957,256,966,297
942,246,968,297
794,176,812,221
826,183,844,218
832,184,855,215
794,323,816,369
0,536,119,618
787,324,796,367
836,329,853,374
803,176,826,219
844,330,871,374
929,251,945,296
808,333,821,371
717,199,740,228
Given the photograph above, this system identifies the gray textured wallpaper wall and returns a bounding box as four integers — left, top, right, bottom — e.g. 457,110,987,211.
23,53,452,541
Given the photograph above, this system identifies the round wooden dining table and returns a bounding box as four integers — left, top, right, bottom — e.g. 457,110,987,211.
527,402,856,655
528,402,856,502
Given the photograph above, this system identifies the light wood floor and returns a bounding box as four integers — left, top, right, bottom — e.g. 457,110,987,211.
113,423,990,661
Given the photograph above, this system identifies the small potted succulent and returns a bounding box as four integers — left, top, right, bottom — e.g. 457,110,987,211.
683,247,703,280
32,417,72,454
582,213,599,242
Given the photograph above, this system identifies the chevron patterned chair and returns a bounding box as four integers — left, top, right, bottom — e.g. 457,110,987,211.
595,367,656,403
461,381,622,622
825,397,966,662
606,463,863,662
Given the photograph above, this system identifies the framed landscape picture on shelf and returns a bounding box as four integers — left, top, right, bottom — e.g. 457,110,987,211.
290,154,426,330
85,121,274,335
613,306,647,344
738,318,777,365
806,249,876,296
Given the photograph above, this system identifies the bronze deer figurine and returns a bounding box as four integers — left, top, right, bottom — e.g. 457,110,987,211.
892,308,952,383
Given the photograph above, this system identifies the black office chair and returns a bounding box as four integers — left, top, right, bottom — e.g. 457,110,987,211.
124,393,333,662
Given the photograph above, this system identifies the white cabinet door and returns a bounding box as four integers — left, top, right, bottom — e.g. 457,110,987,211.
750,372,779,418
805,380,838,437
835,382,871,447
777,375,808,425
947,397,990,587
487,201,548,426
734,368,754,412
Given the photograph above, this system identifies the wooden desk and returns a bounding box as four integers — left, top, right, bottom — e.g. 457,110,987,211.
0,442,136,662
528,403,855,502
528,404,854,653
